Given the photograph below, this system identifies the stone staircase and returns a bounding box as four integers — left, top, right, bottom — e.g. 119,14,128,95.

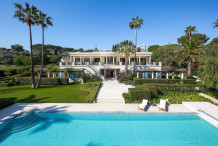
95,80,133,104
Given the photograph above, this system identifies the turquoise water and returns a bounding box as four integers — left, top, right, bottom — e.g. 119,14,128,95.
0,113,218,146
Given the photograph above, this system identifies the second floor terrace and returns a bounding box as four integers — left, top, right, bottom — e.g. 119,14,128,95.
60,51,162,67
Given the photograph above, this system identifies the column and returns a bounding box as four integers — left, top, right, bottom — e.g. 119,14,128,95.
113,56,115,65
72,57,75,66
181,72,184,79
149,56,151,62
53,72,55,78
129,57,131,65
137,72,139,78
152,72,154,79
106,56,108,65
166,72,169,79
47,72,50,78
80,56,82,64
139,56,141,65
70,56,72,62
104,69,106,78
115,69,117,79
90,56,92,65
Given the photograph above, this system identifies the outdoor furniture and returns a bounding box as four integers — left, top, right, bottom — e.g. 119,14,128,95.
138,99,149,111
159,99,167,111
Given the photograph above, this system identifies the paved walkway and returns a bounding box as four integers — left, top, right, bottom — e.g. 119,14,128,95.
183,102,218,127
96,80,133,103
0,103,193,125
199,93,218,104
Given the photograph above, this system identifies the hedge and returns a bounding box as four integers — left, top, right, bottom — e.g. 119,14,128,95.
128,83,206,101
133,78,196,85
128,88,152,101
19,78,69,85
79,81,102,103
142,83,206,92
0,82,14,87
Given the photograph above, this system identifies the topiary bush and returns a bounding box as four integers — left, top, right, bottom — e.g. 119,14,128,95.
133,78,196,85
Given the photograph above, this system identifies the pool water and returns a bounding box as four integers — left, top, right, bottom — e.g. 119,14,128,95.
0,113,218,146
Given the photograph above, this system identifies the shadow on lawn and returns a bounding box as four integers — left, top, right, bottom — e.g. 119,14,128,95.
0,103,71,143
0,84,72,94
0,95,51,110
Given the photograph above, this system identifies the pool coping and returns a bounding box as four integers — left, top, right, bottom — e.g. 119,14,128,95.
0,102,217,128
183,102,218,128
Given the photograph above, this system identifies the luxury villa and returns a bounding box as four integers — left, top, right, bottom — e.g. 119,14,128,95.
59,45,184,80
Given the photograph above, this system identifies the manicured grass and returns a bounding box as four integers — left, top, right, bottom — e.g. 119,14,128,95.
0,65,25,71
0,81,101,110
123,91,212,104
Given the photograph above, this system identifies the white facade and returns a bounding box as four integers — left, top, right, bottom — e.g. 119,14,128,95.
137,44,147,52
60,51,162,79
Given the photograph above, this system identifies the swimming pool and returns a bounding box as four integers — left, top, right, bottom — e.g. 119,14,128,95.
0,113,218,145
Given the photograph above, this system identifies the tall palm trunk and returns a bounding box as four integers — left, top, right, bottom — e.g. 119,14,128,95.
187,59,192,78
36,23,44,88
134,28,137,72
28,23,36,88
125,53,128,79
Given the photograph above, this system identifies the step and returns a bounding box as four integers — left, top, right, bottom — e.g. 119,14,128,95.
96,98,125,104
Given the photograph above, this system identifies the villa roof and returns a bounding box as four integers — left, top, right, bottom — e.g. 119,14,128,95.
69,51,152,56
137,68,186,72
137,68,162,72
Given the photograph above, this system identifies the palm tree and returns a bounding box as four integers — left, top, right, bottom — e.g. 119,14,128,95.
213,19,218,28
129,16,143,72
14,2,38,88
177,36,202,78
35,11,53,88
117,40,134,79
184,26,197,38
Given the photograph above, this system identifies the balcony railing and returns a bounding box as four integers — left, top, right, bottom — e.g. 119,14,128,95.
60,61,162,66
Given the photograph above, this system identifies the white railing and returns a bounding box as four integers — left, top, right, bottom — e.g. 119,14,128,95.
60,61,162,67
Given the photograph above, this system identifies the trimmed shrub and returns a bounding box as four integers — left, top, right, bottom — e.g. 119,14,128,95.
19,78,69,85
144,83,206,92
128,88,152,101
122,93,131,103
133,78,196,85
79,81,102,103
0,82,14,87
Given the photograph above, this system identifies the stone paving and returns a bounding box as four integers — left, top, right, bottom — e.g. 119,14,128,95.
199,93,218,104
95,79,133,103
0,103,193,125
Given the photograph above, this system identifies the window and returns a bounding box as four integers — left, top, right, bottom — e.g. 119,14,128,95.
144,72,151,78
139,72,143,78
69,72,77,81
157,72,162,79
58,72,65,78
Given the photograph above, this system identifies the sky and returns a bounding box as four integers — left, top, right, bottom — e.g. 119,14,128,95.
0,0,217,51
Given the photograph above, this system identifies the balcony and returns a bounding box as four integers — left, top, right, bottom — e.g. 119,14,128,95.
60,61,162,67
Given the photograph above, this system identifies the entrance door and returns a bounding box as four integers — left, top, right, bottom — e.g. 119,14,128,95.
106,70,114,78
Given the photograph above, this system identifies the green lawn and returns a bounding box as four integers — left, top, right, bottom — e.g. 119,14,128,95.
0,65,25,71
0,81,101,110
